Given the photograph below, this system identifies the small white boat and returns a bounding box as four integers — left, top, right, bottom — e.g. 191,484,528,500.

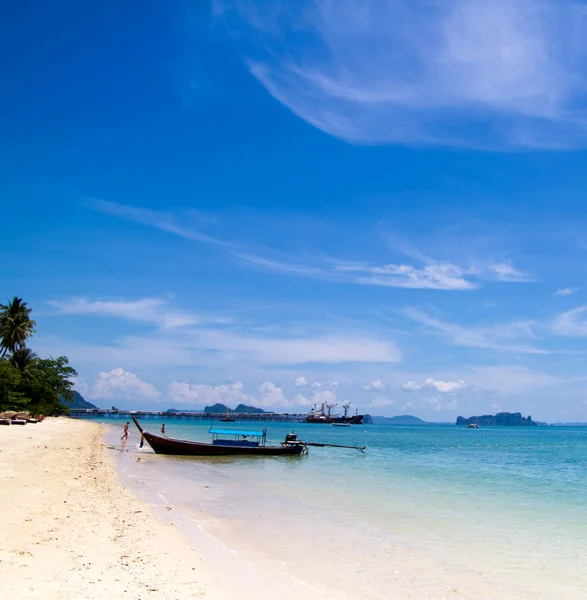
467,423,479,429
332,422,351,427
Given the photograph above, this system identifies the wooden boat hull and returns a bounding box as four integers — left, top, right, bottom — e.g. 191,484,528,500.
132,417,304,456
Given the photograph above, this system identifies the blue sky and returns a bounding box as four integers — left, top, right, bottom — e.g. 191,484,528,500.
2,0,587,421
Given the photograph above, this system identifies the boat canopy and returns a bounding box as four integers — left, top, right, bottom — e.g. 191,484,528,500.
209,428,265,437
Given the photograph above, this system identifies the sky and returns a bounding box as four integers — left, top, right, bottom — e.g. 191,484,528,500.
2,0,587,422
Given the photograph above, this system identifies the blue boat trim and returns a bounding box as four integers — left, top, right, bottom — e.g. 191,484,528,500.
209,428,265,437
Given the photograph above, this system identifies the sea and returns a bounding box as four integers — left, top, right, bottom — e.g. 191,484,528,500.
98,417,587,600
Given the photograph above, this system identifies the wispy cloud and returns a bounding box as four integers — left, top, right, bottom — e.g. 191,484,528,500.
554,287,578,296
91,200,533,290
44,296,402,367
88,198,228,246
552,305,587,337
405,307,550,354
49,297,208,329
220,0,587,149
333,261,475,290
486,262,533,282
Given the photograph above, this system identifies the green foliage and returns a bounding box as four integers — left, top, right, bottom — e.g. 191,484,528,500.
0,360,30,411
0,297,36,357
0,298,78,416
9,347,39,372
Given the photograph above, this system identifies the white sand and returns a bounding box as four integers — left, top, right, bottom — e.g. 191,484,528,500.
0,418,212,600
0,418,341,600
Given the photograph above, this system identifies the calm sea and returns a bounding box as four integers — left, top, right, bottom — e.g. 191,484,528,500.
99,417,587,599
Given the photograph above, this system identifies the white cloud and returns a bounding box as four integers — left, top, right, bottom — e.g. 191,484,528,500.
50,297,202,329
311,380,339,390
551,306,587,337
257,381,290,407
370,396,394,407
311,389,337,406
167,380,292,409
294,376,309,387
294,394,313,406
402,377,466,393
405,307,550,355
167,380,249,406
554,287,578,296
422,396,459,411
363,379,385,391
294,387,338,408
223,0,587,149
90,368,159,400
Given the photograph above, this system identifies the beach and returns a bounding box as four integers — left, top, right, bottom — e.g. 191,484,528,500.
0,418,214,599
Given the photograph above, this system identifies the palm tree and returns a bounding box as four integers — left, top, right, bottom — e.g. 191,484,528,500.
9,347,39,372
0,297,36,357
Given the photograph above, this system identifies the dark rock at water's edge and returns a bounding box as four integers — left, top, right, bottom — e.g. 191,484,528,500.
456,412,537,427
366,414,428,425
62,390,98,410
202,403,273,414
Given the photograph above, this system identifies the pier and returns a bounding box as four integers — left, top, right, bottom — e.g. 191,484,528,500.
69,409,310,423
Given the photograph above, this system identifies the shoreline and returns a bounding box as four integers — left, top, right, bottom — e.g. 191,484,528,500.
0,418,340,600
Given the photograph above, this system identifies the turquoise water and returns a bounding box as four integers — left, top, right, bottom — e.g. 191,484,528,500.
101,418,587,599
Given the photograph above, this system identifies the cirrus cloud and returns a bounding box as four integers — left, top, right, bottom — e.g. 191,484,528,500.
220,0,587,149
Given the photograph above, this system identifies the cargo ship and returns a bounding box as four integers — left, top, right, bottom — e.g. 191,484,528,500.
305,401,364,425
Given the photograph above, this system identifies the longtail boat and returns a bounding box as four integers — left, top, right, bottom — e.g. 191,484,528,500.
131,416,305,456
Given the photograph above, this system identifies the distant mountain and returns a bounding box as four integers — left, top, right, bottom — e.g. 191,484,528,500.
62,391,98,410
367,414,428,425
551,422,587,427
456,412,537,427
202,403,272,414
234,403,272,414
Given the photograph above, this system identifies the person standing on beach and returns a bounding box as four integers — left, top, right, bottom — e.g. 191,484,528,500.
161,424,165,434
121,422,129,441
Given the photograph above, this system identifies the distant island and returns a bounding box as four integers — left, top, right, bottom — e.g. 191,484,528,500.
206,403,273,414
167,403,273,414
456,412,537,427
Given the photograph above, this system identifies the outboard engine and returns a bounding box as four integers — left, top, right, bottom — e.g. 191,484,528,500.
285,433,298,443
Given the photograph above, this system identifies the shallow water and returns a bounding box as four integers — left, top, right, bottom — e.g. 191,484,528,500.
102,418,587,599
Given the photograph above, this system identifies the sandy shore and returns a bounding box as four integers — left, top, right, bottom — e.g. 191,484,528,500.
0,418,212,600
